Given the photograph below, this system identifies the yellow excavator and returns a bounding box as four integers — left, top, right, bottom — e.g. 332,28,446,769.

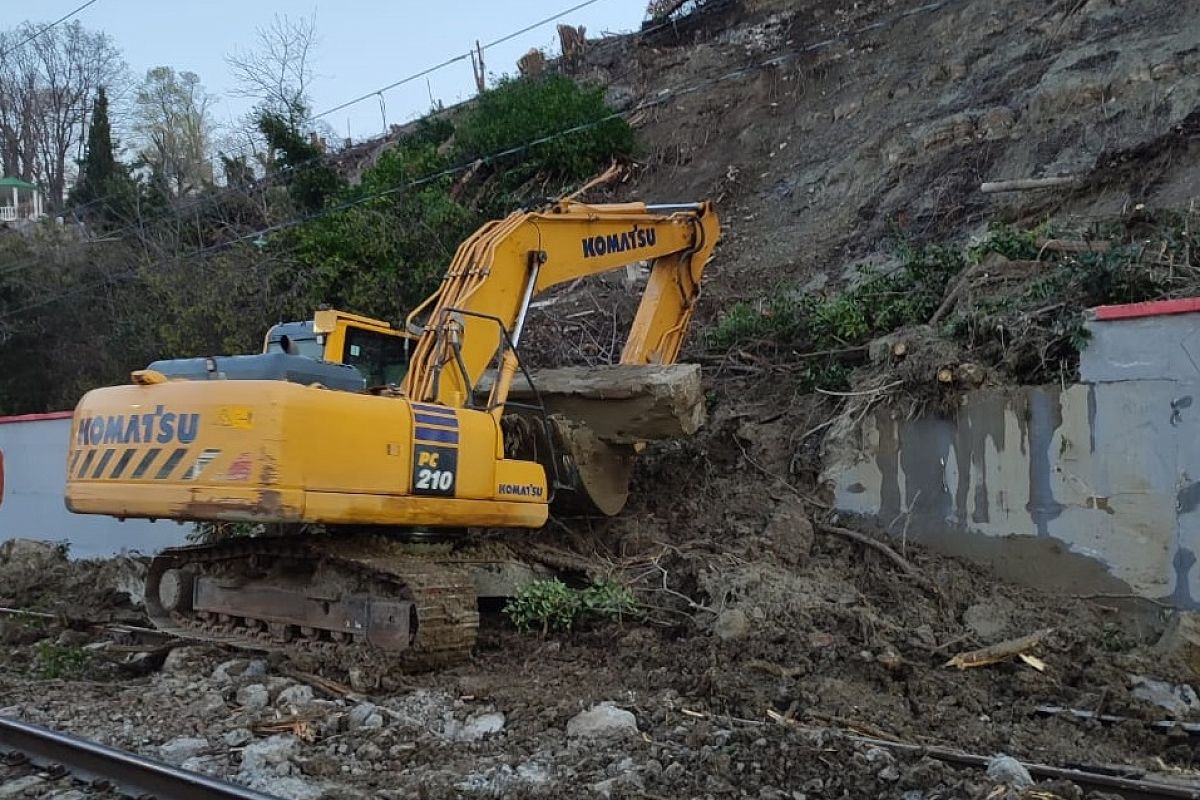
64,199,719,672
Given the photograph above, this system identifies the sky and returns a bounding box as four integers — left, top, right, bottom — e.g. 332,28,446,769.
2,0,650,145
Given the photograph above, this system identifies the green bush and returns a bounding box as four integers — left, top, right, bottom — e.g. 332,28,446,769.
504,577,636,635
33,641,92,679
454,74,634,185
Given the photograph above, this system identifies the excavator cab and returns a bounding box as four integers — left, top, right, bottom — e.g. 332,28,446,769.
263,309,413,388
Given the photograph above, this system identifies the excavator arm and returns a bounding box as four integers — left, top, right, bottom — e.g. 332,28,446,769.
401,200,719,415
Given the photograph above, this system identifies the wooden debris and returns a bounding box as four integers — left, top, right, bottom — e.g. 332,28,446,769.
936,368,955,384
816,523,940,597
1019,653,1048,672
944,628,1053,670
980,176,1077,193
279,666,364,701
252,716,316,742
1037,238,1112,254
892,341,909,358
955,362,987,387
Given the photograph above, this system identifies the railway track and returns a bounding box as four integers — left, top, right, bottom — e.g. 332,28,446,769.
0,716,280,800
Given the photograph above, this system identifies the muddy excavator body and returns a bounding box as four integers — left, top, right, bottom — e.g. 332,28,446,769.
64,200,720,674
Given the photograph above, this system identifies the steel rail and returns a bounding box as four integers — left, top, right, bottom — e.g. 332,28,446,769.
0,716,281,800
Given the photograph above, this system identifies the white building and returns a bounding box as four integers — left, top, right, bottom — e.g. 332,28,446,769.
0,176,45,224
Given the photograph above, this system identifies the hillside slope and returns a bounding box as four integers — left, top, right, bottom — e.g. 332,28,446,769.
590,0,1197,313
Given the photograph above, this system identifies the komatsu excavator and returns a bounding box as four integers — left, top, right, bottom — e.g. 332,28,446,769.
64,199,719,673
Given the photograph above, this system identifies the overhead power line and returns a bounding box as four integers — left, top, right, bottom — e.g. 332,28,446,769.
312,0,606,121
0,0,101,59
0,0,968,324
0,0,618,280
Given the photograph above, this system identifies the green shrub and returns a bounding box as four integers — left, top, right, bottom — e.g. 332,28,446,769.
454,74,634,186
33,641,92,679
504,577,637,635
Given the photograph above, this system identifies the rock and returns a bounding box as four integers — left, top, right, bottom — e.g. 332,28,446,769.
963,603,1009,641
212,659,249,685
237,683,270,711
276,684,315,709
224,728,254,747
0,776,44,797
158,736,208,766
242,659,269,679
194,691,227,716
763,497,814,566
986,754,1033,789
1130,675,1200,716
240,734,298,776
181,755,216,773
456,711,506,741
0,538,65,567
566,703,638,739
159,642,211,676
54,629,91,647
713,609,751,641
266,676,293,699
348,701,384,730
1156,612,1200,671
46,791,86,800
241,775,321,800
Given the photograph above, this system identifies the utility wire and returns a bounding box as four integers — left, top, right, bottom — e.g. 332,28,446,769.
1,0,967,321
0,0,101,59
0,0,620,278
0,0,962,324
313,0,606,121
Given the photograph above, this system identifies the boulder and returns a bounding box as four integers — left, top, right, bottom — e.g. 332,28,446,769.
566,703,638,739
158,736,208,766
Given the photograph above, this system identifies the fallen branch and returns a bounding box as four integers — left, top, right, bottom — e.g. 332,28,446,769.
815,379,904,397
764,713,1197,800
1036,238,1112,255
278,667,365,702
980,176,1077,193
943,628,1053,670
815,523,940,597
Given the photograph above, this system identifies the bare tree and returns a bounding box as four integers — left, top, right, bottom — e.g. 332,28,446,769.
134,67,215,197
226,12,318,132
0,21,126,206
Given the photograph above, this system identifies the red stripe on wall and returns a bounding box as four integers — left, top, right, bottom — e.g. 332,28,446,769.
1093,297,1200,321
0,411,73,425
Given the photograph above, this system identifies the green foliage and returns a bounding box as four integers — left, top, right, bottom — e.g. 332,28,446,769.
259,109,344,212
703,220,1200,387
33,641,92,680
504,578,636,635
69,86,139,224
285,134,478,321
453,74,634,210
579,579,637,619
505,578,580,634
1,72,635,414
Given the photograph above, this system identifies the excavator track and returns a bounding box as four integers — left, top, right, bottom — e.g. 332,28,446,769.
144,533,478,685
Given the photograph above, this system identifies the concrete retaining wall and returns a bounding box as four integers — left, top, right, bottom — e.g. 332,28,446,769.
0,414,186,558
824,304,1200,606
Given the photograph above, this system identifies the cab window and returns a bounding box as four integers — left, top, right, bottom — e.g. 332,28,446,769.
342,328,409,387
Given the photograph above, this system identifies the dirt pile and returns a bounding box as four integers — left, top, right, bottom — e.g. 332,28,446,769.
3,488,1199,798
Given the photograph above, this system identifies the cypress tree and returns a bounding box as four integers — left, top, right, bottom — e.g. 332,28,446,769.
72,87,117,208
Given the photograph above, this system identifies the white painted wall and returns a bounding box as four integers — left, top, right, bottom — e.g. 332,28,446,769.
0,416,187,558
